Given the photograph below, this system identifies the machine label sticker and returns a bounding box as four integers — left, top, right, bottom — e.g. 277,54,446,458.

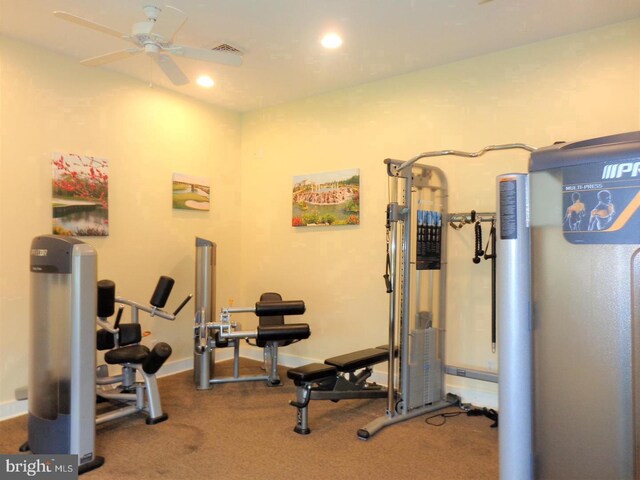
499,178,518,240
562,158,640,244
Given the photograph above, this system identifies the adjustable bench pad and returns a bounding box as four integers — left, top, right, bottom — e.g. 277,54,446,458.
324,348,389,371
287,363,337,384
287,347,389,385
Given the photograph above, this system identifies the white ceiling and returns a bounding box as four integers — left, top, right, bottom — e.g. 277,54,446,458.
2,0,640,112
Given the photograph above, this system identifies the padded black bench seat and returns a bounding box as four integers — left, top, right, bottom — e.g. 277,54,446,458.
287,363,337,384
324,347,389,371
105,345,150,364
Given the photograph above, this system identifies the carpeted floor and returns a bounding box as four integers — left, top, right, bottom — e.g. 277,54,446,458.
0,360,498,479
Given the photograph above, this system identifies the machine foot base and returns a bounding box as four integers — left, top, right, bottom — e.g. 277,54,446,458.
146,413,168,425
294,426,310,435
79,456,104,475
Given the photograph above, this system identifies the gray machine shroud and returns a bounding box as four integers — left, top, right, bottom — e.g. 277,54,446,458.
26,235,103,472
528,131,640,479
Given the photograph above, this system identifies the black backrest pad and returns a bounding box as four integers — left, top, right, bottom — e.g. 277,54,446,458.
150,276,174,308
258,292,284,327
96,323,142,350
119,323,142,346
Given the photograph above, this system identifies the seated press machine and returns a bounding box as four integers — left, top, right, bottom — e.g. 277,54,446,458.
95,276,191,425
193,238,310,389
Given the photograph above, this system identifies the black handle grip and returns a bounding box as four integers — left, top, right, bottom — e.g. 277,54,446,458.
114,306,124,329
383,274,392,293
173,294,193,316
150,276,175,308
97,279,116,318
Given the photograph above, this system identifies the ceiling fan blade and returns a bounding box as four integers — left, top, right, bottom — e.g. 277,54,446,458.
81,48,141,66
151,5,187,43
168,45,243,67
53,11,128,40
153,53,189,85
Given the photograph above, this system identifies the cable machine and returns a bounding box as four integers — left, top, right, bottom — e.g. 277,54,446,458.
358,143,535,441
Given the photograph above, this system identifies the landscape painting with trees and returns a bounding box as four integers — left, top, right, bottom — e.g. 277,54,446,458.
292,168,360,227
52,153,109,236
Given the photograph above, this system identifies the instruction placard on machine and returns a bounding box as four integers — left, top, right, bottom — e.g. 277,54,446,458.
416,210,442,270
561,159,639,244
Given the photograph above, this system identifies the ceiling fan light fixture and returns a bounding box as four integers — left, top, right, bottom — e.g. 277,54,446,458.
320,32,342,49
196,75,215,88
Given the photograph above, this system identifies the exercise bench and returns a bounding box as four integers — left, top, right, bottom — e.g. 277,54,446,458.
287,346,390,434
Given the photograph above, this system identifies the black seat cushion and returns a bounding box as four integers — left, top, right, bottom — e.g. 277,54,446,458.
258,292,285,327
105,345,150,365
324,348,389,371
287,363,337,384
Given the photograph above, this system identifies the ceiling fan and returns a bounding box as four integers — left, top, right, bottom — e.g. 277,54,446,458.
54,5,243,86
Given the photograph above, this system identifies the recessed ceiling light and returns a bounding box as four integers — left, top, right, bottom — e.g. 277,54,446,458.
321,33,343,49
196,75,215,88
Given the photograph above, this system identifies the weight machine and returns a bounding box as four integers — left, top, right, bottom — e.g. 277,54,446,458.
193,238,310,389
358,143,535,440
95,276,191,425
22,235,103,473
22,235,192,474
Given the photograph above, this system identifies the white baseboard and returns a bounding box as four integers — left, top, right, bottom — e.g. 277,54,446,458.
0,398,28,421
446,382,498,410
0,349,497,422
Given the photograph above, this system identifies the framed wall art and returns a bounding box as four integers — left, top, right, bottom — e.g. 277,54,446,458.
172,173,211,211
52,153,109,236
292,168,360,227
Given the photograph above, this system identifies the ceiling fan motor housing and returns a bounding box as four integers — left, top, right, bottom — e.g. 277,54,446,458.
132,20,167,46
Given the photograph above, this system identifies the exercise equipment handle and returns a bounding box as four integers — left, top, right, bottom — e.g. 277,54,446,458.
173,294,193,316
393,143,537,173
255,300,306,316
113,306,124,329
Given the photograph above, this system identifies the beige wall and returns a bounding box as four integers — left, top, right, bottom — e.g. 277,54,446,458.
239,18,640,405
1,17,639,416
0,37,242,413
